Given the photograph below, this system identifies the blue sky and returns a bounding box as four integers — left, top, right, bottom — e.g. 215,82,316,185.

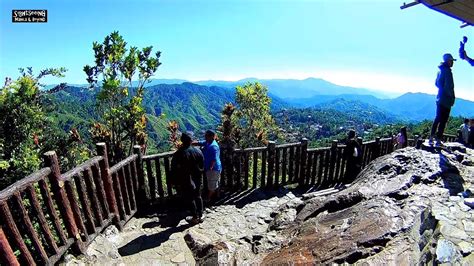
1,0,473,100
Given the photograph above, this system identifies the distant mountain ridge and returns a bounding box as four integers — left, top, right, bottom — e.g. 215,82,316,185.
195,77,391,99
46,77,391,99
289,92,474,121
44,77,474,124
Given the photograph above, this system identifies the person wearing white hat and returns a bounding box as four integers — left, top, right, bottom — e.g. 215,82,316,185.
429,53,456,146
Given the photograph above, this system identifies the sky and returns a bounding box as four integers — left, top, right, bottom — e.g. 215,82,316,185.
0,0,473,100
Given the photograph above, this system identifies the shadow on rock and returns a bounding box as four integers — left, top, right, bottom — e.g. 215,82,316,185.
118,224,191,256
217,187,303,209
438,153,464,195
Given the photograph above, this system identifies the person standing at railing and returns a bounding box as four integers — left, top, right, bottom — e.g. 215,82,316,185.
469,119,474,148
395,127,408,149
459,118,470,145
343,130,362,183
193,130,222,205
171,132,204,225
429,53,456,147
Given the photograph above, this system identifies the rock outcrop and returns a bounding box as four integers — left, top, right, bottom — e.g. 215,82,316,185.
261,144,474,265
188,144,474,265
63,143,474,265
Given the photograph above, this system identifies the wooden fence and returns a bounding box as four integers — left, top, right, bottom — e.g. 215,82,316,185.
139,136,400,203
0,134,433,264
0,143,139,265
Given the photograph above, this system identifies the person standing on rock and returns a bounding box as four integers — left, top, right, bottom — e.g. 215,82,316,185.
343,130,362,183
429,53,456,146
193,130,222,204
171,132,204,225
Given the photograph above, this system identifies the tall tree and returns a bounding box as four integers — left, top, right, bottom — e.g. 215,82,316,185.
0,67,67,188
226,82,278,148
84,31,161,163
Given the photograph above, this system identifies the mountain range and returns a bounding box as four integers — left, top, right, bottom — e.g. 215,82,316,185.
195,77,391,99
288,92,474,121
44,77,474,146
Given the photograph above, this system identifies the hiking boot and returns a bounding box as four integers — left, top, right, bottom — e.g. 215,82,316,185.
185,216,203,225
428,136,434,145
435,140,445,147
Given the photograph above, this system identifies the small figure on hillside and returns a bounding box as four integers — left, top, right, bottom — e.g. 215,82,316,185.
343,130,362,183
429,53,456,147
193,130,222,204
459,118,470,145
459,36,474,67
171,132,204,225
395,127,408,149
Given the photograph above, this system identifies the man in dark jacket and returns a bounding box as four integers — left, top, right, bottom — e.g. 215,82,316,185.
430,53,456,146
343,130,362,183
171,132,204,225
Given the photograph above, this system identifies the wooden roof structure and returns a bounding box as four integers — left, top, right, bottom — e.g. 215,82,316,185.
401,0,474,28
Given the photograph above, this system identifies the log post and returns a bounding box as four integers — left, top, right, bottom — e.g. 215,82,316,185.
96,143,122,230
373,137,381,160
299,138,308,186
415,135,423,149
328,140,338,184
226,147,235,189
133,145,147,205
266,141,276,188
0,226,20,266
43,151,85,253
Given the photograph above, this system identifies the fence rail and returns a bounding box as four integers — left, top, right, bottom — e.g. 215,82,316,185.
0,143,140,265
0,133,450,264
140,136,400,205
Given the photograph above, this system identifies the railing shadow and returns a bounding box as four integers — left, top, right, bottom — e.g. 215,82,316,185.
216,186,305,208
118,223,191,257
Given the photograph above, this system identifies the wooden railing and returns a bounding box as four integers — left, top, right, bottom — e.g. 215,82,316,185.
443,134,457,143
0,143,139,265
0,133,443,264
139,136,399,204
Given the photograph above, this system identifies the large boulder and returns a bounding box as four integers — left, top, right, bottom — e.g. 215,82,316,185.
261,146,474,265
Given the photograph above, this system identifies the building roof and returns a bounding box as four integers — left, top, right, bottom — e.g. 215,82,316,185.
401,0,474,27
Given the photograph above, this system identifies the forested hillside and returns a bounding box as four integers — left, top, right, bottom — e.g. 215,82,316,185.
275,107,398,147
44,82,287,151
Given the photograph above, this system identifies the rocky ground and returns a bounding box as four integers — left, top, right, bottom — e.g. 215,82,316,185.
63,142,474,265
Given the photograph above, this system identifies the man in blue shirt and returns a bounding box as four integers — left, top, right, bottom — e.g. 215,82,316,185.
194,130,222,203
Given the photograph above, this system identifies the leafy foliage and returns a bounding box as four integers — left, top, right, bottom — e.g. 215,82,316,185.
84,31,161,163
0,67,91,189
227,82,278,148
217,103,237,148
167,120,181,150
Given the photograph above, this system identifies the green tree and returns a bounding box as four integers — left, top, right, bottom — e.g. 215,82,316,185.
0,67,67,188
227,82,278,148
84,31,161,162
218,103,237,148
166,120,181,150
